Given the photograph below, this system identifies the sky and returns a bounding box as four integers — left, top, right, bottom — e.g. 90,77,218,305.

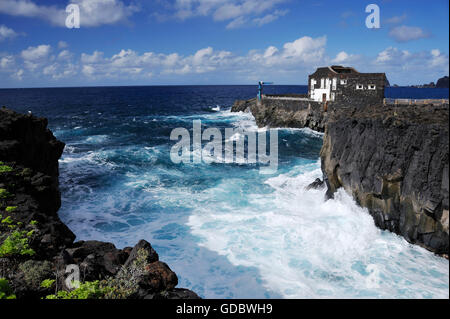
0,0,448,88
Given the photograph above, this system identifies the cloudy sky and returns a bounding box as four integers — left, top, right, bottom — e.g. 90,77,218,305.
0,0,448,88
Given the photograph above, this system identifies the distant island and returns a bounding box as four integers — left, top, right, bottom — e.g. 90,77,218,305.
392,75,449,88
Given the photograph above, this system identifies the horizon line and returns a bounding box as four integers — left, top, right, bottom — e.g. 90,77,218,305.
1,84,448,90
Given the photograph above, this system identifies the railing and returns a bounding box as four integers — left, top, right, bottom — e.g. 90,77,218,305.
262,94,311,101
383,98,449,105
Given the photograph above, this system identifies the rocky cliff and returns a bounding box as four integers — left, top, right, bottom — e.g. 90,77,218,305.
231,99,449,256
321,105,449,255
436,76,449,89
231,98,327,132
0,108,199,299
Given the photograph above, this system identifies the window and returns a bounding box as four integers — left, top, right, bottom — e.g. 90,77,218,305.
332,78,337,90
368,84,376,90
340,79,347,85
356,84,364,90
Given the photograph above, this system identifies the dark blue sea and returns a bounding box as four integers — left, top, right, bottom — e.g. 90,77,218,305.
0,85,448,298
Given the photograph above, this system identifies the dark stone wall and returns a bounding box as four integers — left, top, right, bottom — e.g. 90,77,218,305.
334,75,386,107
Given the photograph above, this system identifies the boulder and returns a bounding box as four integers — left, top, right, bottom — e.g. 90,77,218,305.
123,239,158,268
306,178,325,190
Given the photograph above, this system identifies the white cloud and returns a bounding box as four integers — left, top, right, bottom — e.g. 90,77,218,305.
0,25,18,41
373,46,449,84
58,41,69,49
21,44,51,61
282,36,326,61
226,16,246,29
77,35,326,79
0,0,139,27
385,14,407,25
332,51,350,63
168,0,288,29
58,50,72,60
13,69,24,80
389,25,430,43
332,51,360,64
0,0,66,26
14,44,80,79
81,51,104,64
252,9,288,27
69,0,139,27
375,47,410,64
0,55,15,69
429,49,449,69
1,36,448,86
82,64,96,76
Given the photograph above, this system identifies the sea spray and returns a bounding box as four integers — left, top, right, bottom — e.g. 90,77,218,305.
170,120,279,173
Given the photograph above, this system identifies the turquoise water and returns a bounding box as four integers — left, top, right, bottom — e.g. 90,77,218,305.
1,86,448,298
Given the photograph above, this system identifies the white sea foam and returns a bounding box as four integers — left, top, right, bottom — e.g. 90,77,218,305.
56,110,449,299
85,135,108,144
186,163,449,299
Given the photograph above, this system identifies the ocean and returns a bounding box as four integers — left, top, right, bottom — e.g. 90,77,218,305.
0,85,449,298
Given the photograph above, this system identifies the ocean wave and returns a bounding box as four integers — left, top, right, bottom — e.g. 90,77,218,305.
187,164,449,298
56,102,448,299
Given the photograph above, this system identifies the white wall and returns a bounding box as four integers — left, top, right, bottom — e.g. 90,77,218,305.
310,77,335,102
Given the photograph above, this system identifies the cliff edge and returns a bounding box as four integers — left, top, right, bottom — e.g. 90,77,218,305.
0,108,199,299
231,99,449,255
321,105,449,255
231,98,326,132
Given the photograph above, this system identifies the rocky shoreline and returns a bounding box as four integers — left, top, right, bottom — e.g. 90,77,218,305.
0,108,199,299
232,99,449,256
231,97,326,132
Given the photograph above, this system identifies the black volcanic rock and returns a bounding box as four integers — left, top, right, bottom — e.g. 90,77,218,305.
64,240,130,280
232,97,449,256
232,98,327,132
306,178,325,190
0,108,64,181
436,76,449,88
123,239,159,268
0,108,199,299
320,104,449,255
231,98,256,112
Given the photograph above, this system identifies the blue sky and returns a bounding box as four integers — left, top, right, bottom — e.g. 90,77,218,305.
0,0,448,87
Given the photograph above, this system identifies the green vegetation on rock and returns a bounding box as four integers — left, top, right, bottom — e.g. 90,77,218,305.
99,248,151,299
0,278,16,299
0,188,11,200
1,216,13,225
45,281,108,299
40,279,56,289
5,206,17,213
0,162,13,174
0,230,35,257
18,260,53,288
45,248,151,300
